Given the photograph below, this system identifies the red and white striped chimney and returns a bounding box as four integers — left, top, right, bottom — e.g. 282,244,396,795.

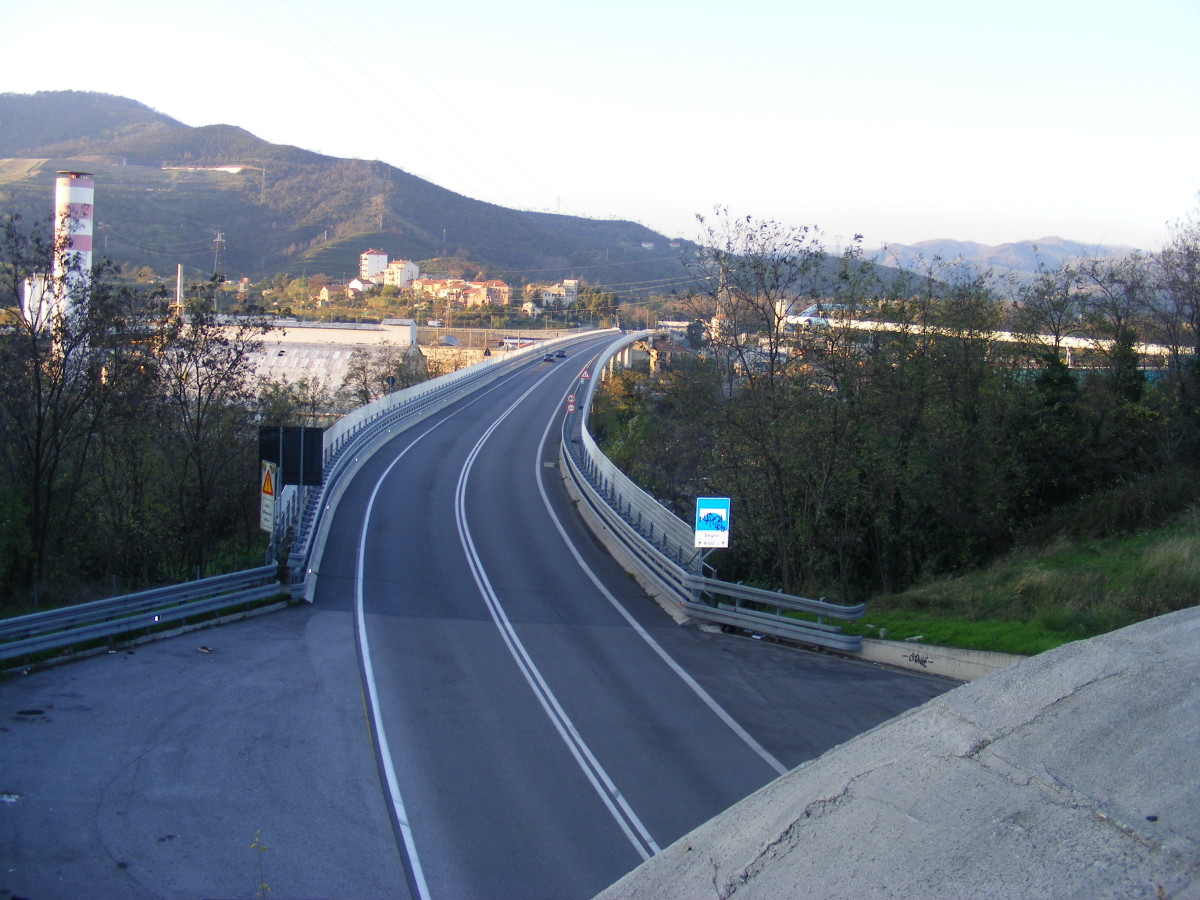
53,170,94,312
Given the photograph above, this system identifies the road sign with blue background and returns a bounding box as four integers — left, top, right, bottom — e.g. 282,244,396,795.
694,497,731,548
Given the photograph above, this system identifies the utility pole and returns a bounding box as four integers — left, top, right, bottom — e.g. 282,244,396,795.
212,229,225,275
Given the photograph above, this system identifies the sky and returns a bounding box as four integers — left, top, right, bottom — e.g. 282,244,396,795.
4,0,1198,252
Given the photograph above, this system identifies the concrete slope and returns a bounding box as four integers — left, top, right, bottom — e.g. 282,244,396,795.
596,607,1200,900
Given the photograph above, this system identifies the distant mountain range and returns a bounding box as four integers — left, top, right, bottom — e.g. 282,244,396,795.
870,237,1137,286
0,91,1134,293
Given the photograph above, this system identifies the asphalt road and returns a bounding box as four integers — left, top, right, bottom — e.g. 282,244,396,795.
312,335,955,899
1,334,955,899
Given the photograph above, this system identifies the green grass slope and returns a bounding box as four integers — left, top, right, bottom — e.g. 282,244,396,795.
842,509,1200,656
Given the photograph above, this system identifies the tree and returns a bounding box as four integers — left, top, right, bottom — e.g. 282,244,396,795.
1013,254,1084,357
1076,254,1150,359
337,341,428,407
258,375,335,427
680,210,875,593
156,281,271,575
0,217,164,606
1149,208,1200,401
577,286,618,326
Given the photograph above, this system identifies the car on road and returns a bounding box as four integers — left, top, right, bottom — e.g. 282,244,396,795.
555,350,567,358
543,354,556,362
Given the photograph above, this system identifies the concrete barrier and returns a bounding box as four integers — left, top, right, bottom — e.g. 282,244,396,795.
854,637,1026,681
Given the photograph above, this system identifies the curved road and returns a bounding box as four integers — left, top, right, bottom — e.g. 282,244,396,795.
314,333,953,898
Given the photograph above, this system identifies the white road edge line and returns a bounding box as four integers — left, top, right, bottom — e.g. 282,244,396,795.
534,384,790,778
358,427,435,900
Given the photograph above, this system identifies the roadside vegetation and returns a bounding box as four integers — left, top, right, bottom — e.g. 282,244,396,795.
0,205,635,615
0,219,463,614
843,507,1200,655
591,207,1200,655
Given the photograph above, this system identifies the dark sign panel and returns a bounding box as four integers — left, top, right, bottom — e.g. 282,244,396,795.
259,426,325,486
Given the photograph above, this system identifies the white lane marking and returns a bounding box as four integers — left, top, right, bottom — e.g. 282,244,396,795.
535,395,791,778
454,371,661,861
353,359,561,900
352,344,621,895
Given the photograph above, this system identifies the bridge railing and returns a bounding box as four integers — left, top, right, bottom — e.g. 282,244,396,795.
560,332,864,652
285,333,597,600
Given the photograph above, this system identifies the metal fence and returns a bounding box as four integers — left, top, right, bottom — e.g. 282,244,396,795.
560,332,864,652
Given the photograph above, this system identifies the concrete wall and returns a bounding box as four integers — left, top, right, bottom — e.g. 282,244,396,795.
855,637,1025,681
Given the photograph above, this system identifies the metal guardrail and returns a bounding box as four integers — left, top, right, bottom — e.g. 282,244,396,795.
561,332,864,652
0,565,285,666
0,333,597,667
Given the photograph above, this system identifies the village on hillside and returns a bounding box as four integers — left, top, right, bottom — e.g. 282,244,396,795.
304,249,582,327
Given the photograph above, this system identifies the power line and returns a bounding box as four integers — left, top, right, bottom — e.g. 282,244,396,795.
515,253,692,275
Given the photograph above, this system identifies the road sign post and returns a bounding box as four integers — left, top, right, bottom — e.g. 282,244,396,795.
260,461,277,533
694,497,731,549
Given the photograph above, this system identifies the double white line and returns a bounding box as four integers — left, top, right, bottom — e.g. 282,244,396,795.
453,375,662,862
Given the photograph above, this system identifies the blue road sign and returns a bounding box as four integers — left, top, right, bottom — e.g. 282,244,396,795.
695,497,731,548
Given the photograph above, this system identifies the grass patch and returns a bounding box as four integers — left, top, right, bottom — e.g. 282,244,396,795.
848,509,1200,657
843,612,1076,656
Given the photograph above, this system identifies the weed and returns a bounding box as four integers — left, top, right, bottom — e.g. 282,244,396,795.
250,829,269,898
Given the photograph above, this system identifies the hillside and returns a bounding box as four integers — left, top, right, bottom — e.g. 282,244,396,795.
0,91,699,291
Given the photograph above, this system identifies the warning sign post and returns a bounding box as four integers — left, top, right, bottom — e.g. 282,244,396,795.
260,462,277,533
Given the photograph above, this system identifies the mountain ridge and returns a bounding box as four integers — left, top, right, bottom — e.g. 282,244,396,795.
0,91,1134,291
0,91,696,292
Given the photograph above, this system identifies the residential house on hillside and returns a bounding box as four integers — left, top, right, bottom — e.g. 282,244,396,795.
414,277,511,308
413,278,467,302
465,280,510,308
317,280,370,304
360,249,388,282
539,279,579,306
648,333,688,374
383,259,420,288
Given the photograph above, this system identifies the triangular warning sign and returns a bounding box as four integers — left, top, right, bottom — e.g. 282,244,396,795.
262,469,274,496
578,368,591,380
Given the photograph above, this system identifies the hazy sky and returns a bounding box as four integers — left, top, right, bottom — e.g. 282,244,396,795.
4,0,1197,251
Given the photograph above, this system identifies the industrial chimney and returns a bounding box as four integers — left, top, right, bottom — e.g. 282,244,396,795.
21,171,95,327
53,170,95,314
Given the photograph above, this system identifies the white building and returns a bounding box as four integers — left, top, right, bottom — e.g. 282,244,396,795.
563,279,579,305
381,317,419,345
540,279,580,306
360,249,387,282
383,259,420,288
